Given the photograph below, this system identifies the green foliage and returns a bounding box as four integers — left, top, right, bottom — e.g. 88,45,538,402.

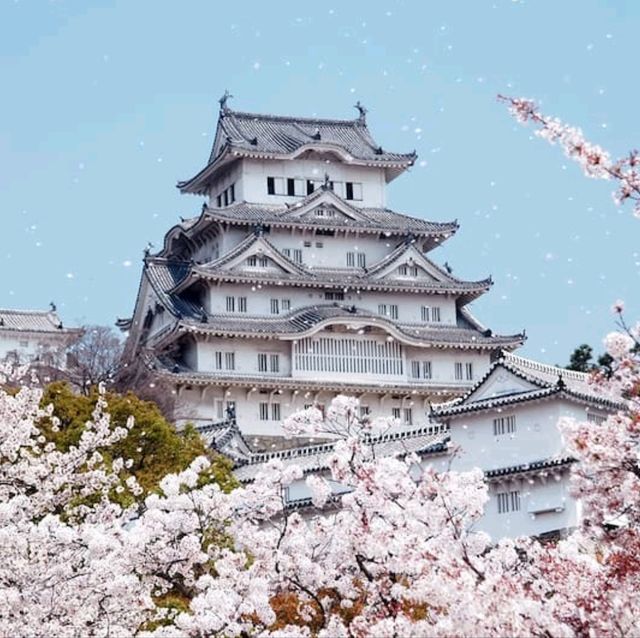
39,382,237,498
567,344,594,372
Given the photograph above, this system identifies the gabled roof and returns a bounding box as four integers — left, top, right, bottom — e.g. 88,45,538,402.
0,308,81,336
366,242,487,287
431,352,623,418
195,233,308,277
178,104,416,194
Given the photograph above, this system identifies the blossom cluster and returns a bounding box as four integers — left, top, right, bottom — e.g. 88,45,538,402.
499,95,640,217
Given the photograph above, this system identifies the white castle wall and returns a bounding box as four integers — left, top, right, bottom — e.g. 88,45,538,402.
444,399,588,472
230,158,387,208
205,282,460,324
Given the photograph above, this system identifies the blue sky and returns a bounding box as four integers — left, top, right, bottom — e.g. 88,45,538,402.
1,0,638,365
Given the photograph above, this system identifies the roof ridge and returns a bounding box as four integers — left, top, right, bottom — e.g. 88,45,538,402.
226,109,361,127
503,351,590,383
0,308,57,316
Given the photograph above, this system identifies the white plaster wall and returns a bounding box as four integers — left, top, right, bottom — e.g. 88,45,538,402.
206,281,459,323
207,162,244,204
404,348,491,385
177,386,445,435
232,158,387,208
196,339,291,376
0,332,68,368
266,231,395,269
480,476,577,539
445,399,587,472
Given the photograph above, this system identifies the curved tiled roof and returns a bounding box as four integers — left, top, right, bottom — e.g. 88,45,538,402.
170,304,524,350
211,109,416,164
233,427,450,483
178,106,417,194
198,200,457,236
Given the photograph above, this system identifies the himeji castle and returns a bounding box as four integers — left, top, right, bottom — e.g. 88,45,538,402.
121,96,620,538
122,96,526,436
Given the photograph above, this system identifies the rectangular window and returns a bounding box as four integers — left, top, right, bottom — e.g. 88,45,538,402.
303,240,312,248
306,179,315,195
378,304,398,319
226,296,235,313
345,181,354,200
270,299,280,315
455,362,463,381
259,402,269,421
391,407,401,420
267,177,275,195
325,291,345,301
258,353,268,372
465,362,473,380
216,194,222,207
315,241,323,248
360,405,370,417
238,297,247,313
351,183,363,200
215,352,223,370
223,189,229,206
281,299,291,312
410,266,418,277
587,413,606,424
287,178,295,196
346,252,355,267
229,183,235,203
357,253,366,268
270,354,280,373
403,408,413,424
224,352,235,370
422,306,441,322
247,256,257,267
410,360,433,379
399,265,408,276
293,249,303,264
282,248,291,258
493,415,516,436
497,490,521,514
271,403,281,421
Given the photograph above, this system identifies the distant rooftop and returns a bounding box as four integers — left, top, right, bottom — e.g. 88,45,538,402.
0,307,80,334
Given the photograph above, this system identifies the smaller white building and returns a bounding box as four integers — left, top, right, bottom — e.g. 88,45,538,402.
208,352,621,541
0,307,82,371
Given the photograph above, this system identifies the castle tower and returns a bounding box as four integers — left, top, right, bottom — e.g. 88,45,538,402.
121,97,524,437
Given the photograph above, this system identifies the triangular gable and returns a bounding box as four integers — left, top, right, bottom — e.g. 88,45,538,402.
463,364,543,404
203,235,308,276
288,189,370,223
368,244,451,282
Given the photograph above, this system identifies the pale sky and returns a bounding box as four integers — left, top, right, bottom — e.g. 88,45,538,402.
1,0,638,365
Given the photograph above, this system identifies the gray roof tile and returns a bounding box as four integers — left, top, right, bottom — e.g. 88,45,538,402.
0,308,78,334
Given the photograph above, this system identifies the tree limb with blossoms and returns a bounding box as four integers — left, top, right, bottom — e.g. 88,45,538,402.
498,95,640,217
